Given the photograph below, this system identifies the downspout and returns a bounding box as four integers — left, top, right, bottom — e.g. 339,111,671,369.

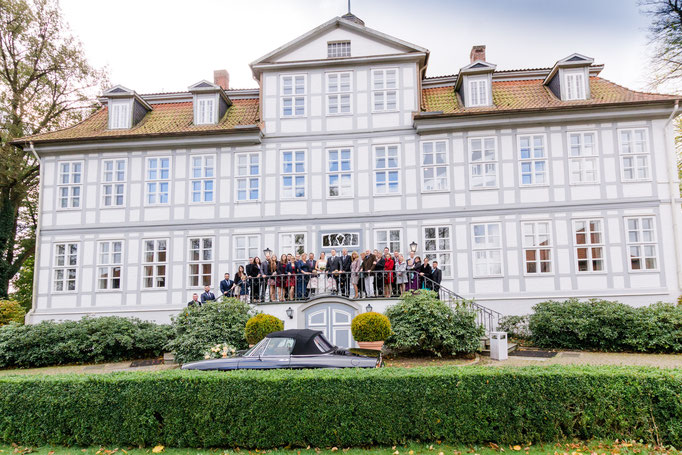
662,101,682,291
27,141,42,324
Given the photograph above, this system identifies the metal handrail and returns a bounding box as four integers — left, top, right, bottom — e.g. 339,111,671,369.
218,270,500,333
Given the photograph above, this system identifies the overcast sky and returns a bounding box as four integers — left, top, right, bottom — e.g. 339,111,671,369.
59,0,668,94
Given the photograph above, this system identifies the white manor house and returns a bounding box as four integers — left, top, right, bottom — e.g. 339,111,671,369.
15,13,682,341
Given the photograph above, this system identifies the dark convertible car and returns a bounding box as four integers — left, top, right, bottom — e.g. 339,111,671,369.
181,329,382,370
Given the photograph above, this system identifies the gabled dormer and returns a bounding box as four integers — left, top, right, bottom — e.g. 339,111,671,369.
188,80,232,126
544,53,594,101
455,46,496,108
103,85,152,130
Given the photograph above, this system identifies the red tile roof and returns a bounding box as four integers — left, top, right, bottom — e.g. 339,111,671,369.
420,77,679,115
18,98,260,144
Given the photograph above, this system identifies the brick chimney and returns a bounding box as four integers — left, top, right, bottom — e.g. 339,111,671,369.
213,69,229,90
469,45,486,63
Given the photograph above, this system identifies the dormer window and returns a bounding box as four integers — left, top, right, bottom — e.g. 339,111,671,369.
196,95,216,125
468,78,489,107
564,69,586,100
109,101,131,129
328,41,351,58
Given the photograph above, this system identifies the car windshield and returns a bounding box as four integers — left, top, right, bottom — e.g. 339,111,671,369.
244,337,295,357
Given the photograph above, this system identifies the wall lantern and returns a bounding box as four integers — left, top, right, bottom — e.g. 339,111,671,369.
409,241,418,253
365,303,373,313
286,307,294,319
263,247,273,256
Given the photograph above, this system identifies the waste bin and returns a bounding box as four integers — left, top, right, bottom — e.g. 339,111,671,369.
489,331,508,361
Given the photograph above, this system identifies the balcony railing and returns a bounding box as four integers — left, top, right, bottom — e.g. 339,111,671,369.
218,270,501,334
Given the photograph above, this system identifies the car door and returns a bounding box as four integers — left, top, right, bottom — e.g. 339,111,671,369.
237,338,292,369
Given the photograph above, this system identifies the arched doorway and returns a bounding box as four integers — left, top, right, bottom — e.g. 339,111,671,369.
300,298,360,348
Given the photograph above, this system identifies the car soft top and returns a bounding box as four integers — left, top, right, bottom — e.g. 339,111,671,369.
266,329,331,355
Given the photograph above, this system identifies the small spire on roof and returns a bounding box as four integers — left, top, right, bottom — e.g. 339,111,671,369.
341,11,365,26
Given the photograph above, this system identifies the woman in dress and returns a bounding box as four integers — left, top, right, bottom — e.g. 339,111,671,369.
307,252,320,296
410,256,422,291
350,251,362,299
383,252,394,298
315,252,327,294
267,255,277,302
420,257,432,290
251,257,262,303
234,265,248,301
276,254,287,301
395,254,407,296
286,254,296,301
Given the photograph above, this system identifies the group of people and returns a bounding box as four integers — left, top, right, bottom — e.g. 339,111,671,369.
187,247,443,306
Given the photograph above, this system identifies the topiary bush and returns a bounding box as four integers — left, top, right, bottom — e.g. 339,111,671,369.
0,300,25,326
384,290,483,356
1,366,680,448
0,316,173,368
351,312,391,342
166,298,255,364
529,299,682,352
244,313,284,345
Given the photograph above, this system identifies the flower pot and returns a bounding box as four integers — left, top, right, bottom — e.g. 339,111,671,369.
357,341,384,350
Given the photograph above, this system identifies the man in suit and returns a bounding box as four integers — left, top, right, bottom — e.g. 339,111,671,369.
374,249,386,296
295,254,307,299
339,248,352,297
306,253,316,297
362,249,377,297
187,293,201,307
392,250,400,296
200,285,215,303
326,249,341,294
220,273,234,298
431,261,443,298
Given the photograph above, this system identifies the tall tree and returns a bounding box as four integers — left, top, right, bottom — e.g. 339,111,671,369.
640,0,682,90
0,0,106,298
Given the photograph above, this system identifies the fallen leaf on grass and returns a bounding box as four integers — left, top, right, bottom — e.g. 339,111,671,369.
151,446,164,454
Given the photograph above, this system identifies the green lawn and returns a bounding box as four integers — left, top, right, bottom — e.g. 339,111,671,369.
1,441,679,455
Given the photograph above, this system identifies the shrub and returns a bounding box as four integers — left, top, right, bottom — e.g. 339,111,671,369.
0,366,680,448
498,314,530,339
0,300,25,326
529,299,682,352
166,298,254,364
0,316,173,368
244,314,284,345
385,291,483,356
351,312,391,342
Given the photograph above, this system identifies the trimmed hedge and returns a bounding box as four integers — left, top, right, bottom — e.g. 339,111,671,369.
351,311,391,342
530,299,682,352
0,317,173,368
0,300,25,326
245,314,284,345
1,366,680,448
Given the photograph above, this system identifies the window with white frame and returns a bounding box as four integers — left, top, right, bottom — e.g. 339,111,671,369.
522,221,552,274
625,217,657,271
568,132,598,183
472,223,502,277
195,95,216,125
281,74,306,117
374,145,399,194
58,161,83,209
564,70,586,100
236,153,260,201
101,159,126,207
470,137,498,188
188,237,213,287
327,72,352,115
280,232,306,255
53,242,78,292
573,219,604,272
321,232,360,250
142,239,167,288
327,148,352,197
234,235,260,261
519,135,547,185
109,101,130,129
97,240,122,290
281,150,305,199
468,78,489,106
146,157,170,205
375,229,401,253
421,140,449,191
619,129,650,181
327,41,350,58
372,68,398,111
190,155,215,203
423,226,452,277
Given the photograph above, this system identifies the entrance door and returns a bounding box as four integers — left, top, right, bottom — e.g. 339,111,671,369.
305,303,355,348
